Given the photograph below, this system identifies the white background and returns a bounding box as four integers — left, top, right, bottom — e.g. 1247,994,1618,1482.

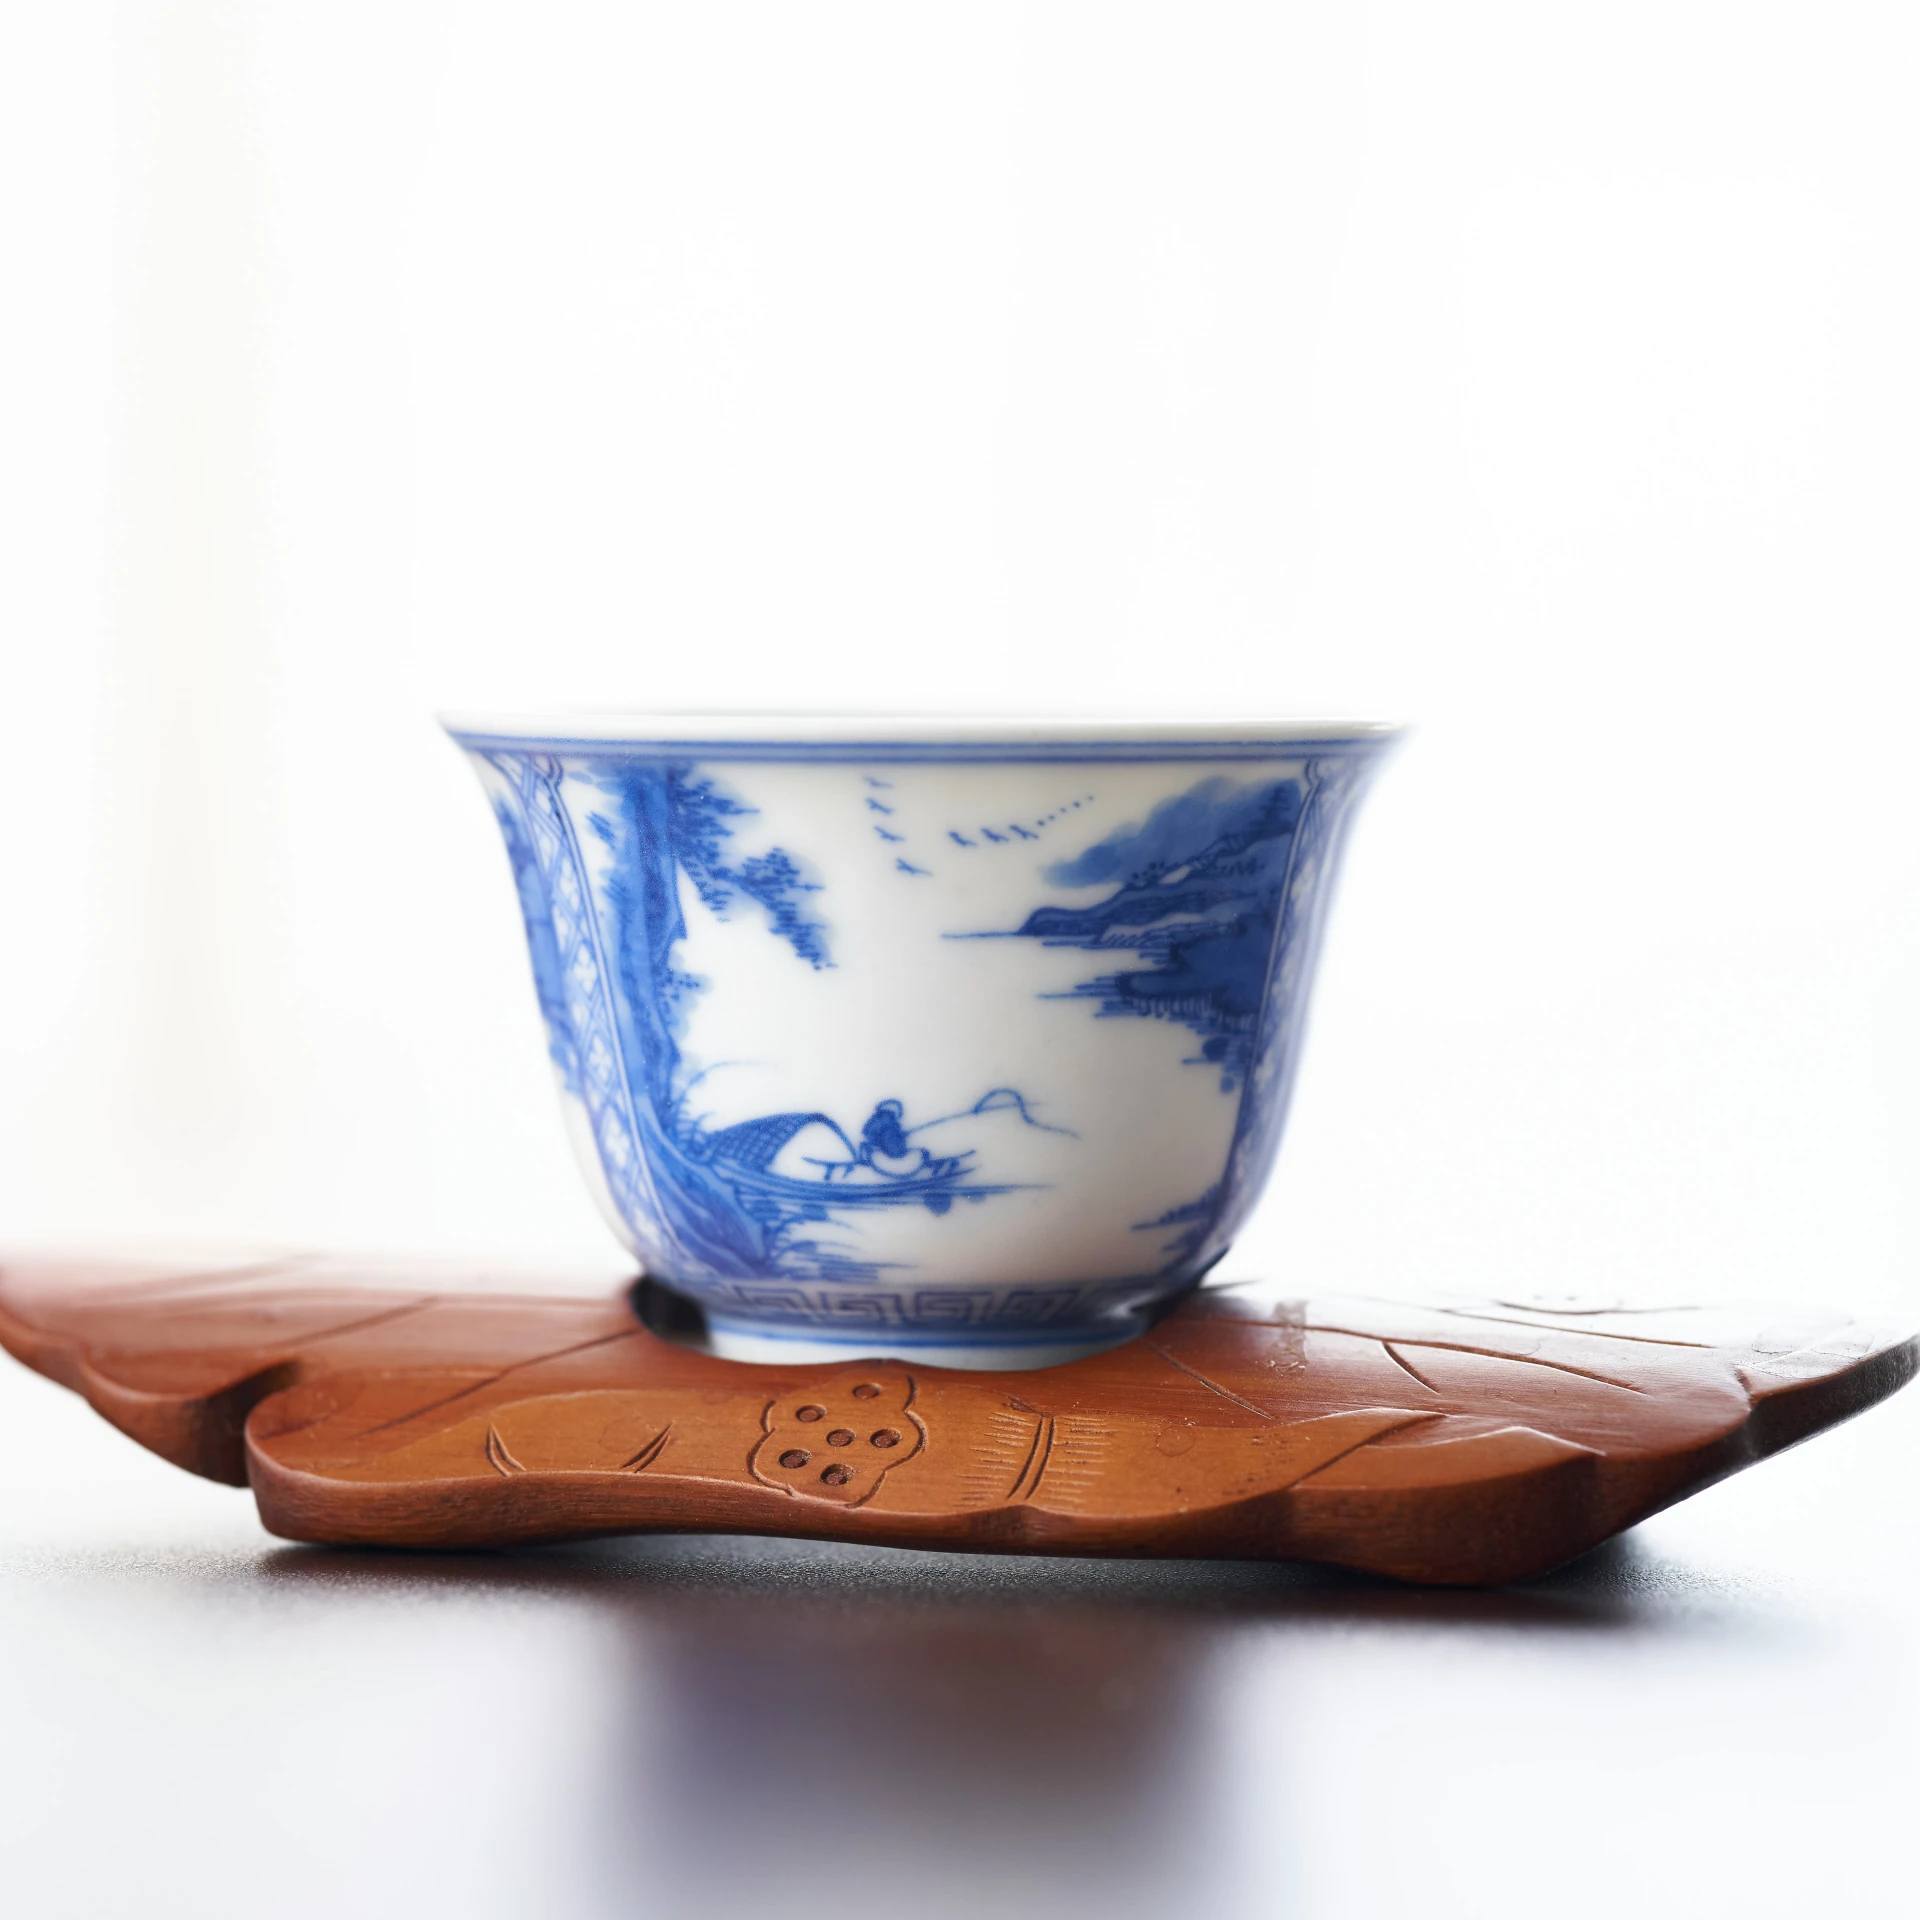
3,1,1917,1319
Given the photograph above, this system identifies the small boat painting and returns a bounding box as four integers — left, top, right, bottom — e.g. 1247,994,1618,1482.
693,1088,1072,1218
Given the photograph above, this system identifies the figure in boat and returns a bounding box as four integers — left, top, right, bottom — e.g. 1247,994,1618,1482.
698,1098,965,1188
845,1099,965,1182
695,1088,1070,1193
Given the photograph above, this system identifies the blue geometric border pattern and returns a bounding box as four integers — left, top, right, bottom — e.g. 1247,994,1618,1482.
692,1279,1164,1338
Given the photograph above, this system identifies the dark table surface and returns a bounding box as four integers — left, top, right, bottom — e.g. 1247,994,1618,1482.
3,1338,1915,1920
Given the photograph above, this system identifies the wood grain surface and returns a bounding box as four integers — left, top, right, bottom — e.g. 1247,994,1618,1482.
1,1254,1911,1584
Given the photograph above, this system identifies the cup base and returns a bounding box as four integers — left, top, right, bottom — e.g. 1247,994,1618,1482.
630,1275,1155,1372
703,1319,1138,1372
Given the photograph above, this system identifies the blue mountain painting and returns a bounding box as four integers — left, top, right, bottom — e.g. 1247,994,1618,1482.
1000,775,1306,1091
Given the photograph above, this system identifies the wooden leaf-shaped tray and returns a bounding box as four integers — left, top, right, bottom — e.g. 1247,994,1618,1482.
1,1255,1910,1585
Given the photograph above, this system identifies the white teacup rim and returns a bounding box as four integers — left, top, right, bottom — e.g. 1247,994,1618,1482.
440,710,1407,747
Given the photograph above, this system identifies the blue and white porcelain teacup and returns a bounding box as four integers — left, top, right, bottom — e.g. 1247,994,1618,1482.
446,715,1400,1367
